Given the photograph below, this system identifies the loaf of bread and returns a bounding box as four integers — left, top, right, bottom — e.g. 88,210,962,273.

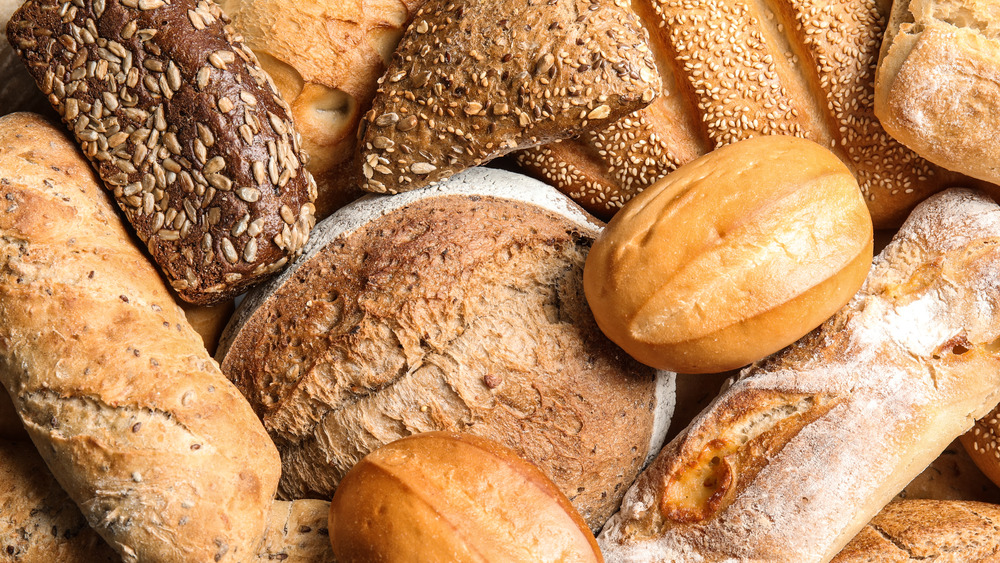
219,167,675,531
1,0,51,116
962,404,1000,493
599,188,1000,562
897,440,1000,504
0,112,280,562
833,500,1000,561
258,500,335,563
876,0,1000,188
218,0,427,219
517,0,981,228
584,136,873,373
358,0,660,195
7,0,317,304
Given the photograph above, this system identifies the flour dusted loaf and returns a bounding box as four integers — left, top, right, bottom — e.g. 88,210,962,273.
7,0,316,304
219,167,675,530
218,0,428,219
0,112,281,562
357,0,660,195
517,0,979,228
876,0,1000,188
599,188,1000,562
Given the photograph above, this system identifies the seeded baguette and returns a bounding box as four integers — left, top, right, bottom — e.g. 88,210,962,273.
358,0,660,195
516,0,979,228
0,112,281,562
599,188,1000,562
7,0,316,304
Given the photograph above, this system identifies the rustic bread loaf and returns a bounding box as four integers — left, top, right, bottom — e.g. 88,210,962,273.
832,500,1000,562
0,112,280,562
516,0,980,228
357,0,660,195
330,432,601,563
7,0,317,304
875,0,1000,188
584,136,873,373
598,188,1000,562
218,167,675,531
258,500,335,563
0,439,119,562
218,0,427,219
1,0,50,116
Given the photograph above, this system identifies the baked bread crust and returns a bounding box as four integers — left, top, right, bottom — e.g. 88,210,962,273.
219,167,675,531
517,0,977,228
599,188,1000,562
7,0,317,304
0,112,280,562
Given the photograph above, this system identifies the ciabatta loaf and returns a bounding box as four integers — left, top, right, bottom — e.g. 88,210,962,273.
0,112,281,562
517,0,981,228
599,188,1000,562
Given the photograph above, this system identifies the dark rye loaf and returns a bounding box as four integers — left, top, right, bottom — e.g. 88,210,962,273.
7,0,316,304
218,167,676,531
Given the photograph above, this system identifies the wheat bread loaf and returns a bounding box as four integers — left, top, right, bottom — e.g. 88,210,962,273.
7,0,317,304
219,167,675,531
832,500,1000,562
357,0,660,195
0,112,280,562
598,188,1000,562
517,0,981,228
876,0,1000,189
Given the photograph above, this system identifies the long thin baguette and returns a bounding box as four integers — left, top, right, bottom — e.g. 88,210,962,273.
0,112,281,562
599,188,1000,562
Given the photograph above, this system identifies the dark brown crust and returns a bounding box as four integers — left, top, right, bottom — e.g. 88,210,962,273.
358,0,660,195
221,193,661,530
7,0,316,304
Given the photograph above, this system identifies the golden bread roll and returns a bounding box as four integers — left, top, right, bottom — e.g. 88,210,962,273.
329,432,602,563
218,167,675,531
0,112,280,562
584,136,873,373
833,500,1000,562
358,0,660,195
518,0,981,228
599,188,1000,562
876,0,1000,189
962,406,1000,493
218,0,428,219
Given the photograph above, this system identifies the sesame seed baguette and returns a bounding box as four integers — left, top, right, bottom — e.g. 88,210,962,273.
517,0,979,228
875,0,1000,190
599,188,1000,563
6,0,317,305
0,112,281,562
832,500,1000,562
357,0,661,195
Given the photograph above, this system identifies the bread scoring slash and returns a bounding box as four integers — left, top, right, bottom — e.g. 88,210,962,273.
7,0,316,304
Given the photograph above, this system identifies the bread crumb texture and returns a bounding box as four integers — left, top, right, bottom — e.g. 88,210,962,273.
222,192,661,530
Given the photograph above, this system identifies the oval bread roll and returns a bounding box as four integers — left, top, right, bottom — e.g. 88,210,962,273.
219,167,676,531
0,112,280,563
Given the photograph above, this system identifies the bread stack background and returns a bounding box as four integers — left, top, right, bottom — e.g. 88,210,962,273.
4,0,1000,561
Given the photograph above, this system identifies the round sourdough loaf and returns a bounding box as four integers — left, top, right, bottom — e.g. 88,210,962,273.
218,167,675,530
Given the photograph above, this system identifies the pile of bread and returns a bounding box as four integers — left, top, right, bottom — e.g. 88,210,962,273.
3,0,1000,561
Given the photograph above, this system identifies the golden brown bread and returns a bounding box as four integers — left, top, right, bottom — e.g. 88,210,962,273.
599,188,1000,562
0,112,280,562
584,136,873,373
219,167,675,531
257,500,336,563
358,0,660,195
330,432,602,563
517,0,979,228
833,500,1000,562
218,0,428,219
876,0,1000,189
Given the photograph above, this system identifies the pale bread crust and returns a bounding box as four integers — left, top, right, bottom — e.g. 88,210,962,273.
599,189,1000,562
0,113,280,562
876,0,1000,188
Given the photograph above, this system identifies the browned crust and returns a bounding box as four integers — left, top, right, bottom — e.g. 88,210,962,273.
7,0,316,304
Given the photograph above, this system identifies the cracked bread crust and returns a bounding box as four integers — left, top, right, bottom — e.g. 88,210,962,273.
219,168,674,531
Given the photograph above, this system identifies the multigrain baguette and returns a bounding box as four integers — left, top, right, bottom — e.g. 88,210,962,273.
599,188,1000,562
7,0,317,304
0,112,281,562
